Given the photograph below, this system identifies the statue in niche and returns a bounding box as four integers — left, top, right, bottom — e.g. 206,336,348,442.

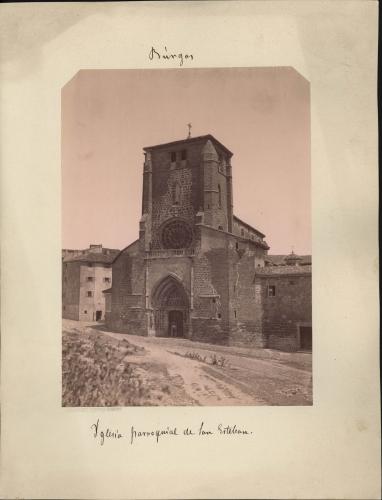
173,182,181,205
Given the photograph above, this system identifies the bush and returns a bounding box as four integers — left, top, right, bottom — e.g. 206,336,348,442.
62,331,147,406
183,351,229,368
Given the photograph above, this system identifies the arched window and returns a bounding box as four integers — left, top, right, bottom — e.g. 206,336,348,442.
218,184,222,208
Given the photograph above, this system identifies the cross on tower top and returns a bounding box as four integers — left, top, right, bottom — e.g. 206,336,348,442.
187,123,192,139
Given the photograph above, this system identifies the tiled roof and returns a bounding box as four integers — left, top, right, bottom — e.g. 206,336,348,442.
256,265,312,276
233,215,266,238
143,134,233,156
265,254,312,266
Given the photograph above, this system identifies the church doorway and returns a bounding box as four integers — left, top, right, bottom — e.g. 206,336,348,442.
168,310,184,337
151,275,189,338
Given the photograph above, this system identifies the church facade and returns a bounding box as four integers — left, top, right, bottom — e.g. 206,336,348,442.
106,135,312,351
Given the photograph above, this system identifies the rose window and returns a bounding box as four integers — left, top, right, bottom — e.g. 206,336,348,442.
160,219,193,249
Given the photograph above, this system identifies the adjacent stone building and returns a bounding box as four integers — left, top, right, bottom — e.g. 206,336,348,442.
107,134,312,351
62,244,119,321
257,253,312,351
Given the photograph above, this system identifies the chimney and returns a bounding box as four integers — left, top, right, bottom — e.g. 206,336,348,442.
89,244,103,254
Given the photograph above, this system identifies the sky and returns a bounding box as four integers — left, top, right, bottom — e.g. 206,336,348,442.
62,67,310,255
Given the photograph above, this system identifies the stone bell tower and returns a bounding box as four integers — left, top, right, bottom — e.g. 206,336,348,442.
139,134,234,251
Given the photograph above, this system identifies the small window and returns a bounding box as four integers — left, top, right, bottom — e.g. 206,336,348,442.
87,291,93,297
212,298,216,303
234,310,237,318
170,151,176,162
87,263,92,268
87,277,93,282
241,229,244,237
181,149,187,160
104,277,111,283
63,305,66,311
235,242,239,249
268,285,276,297
218,184,222,208
84,310,87,314
289,280,295,285
218,225,223,230
217,313,221,319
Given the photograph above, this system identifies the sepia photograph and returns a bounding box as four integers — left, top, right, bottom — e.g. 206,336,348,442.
62,67,312,407
2,3,379,499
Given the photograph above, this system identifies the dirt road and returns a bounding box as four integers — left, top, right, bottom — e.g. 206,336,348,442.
63,320,312,406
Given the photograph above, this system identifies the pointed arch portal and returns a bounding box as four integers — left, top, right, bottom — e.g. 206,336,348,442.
151,275,189,338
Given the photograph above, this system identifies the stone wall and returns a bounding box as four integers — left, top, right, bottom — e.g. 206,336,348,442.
62,261,80,320
227,244,265,347
191,318,229,345
193,226,267,347
257,267,312,351
108,241,146,334
196,227,230,327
